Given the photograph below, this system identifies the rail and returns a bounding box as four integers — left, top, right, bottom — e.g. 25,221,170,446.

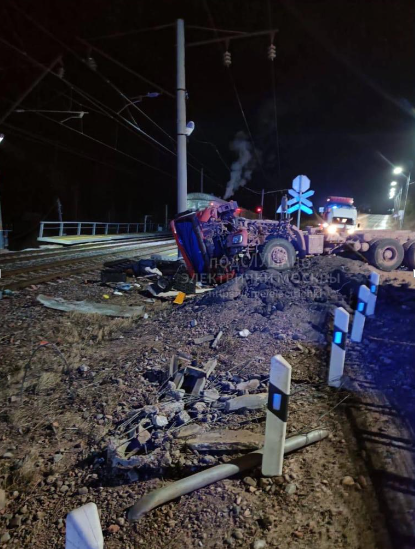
38,221,161,238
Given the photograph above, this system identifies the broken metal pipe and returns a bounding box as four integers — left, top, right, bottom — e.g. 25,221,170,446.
127,429,329,521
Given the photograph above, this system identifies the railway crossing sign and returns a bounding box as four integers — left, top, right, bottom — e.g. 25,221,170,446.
277,175,314,226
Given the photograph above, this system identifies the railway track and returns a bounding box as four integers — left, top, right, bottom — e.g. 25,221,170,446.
0,236,176,291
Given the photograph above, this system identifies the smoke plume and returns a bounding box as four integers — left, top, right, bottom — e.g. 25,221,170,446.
223,131,256,199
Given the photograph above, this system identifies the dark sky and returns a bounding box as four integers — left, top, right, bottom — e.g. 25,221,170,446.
0,0,414,244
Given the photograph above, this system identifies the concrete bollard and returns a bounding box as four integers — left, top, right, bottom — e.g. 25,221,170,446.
262,355,291,477
328,307,349,388
366,271,380,316
66,502,104,549
351,285,371,343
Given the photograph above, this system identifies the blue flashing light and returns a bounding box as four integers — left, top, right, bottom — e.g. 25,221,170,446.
371,284,376,293
334,331,343,345
332,205,338,209
357,302,364,312
272,393,282,411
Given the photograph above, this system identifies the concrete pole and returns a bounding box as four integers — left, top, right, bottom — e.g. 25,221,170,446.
351,285,370,343
262,355,291,477
57,198,63,222
200,167,204,193
260,188,264,219
328,307,349,388
401,172,411,229
0,191,4,249
176,19,187,215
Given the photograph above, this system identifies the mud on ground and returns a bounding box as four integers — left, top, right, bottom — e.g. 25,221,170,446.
0,255,412,548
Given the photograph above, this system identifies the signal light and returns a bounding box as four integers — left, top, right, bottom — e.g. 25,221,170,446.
256,206,263,214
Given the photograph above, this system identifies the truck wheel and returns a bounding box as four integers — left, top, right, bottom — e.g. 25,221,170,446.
403,240,415,269
367,238,404,271
261,238,296,271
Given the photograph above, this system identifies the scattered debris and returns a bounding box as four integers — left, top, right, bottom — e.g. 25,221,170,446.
211,330,223,349
187,430,265,452
239,329,251,338
37,294,145,318
225,393,268,412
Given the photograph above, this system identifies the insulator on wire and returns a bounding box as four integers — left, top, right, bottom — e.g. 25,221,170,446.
86,56,97,71
268,44,276,61
223,51,232,67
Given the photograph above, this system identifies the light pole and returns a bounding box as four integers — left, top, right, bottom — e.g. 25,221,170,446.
176,19,187,215
392,166,413,229
0,133,4,249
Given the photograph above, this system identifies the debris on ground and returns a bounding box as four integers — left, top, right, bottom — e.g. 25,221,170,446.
37,294,145,317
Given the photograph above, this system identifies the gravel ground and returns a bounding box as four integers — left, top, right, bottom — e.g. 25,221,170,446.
0,254,412,548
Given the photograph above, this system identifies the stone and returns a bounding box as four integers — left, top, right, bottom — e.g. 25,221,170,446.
243,477,257,487
153,415,169,428
60,485,70,493
239,329,251,338
276,333,286,341
176,410,191,425
10,515,22,527
116,517,125,526
203,388,220,402
157,400,184,419
342,476,355,486
2,452,13,459
78,364,90,373
225,393,268,412
0,489,6,511
285,483,297,495
192,402,207,413
78,487,88,496
358,475,367,488
233,529,244,540
253,540,266,549
137,430,152,446
200,455,216,466
0,533,11,543
36,511,46,520
19,505,28,514
190,319,198,327
194,335,215,345
108,524,120,534
187,430,264,452
176,424,203,439
236,379,260,392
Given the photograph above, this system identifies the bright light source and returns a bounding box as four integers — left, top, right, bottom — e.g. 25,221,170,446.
393,166,403,175
327,225,337,234
347,227,355,235
256,206,263,213
0,133,4,143
390,181,397,187
322,222,329,228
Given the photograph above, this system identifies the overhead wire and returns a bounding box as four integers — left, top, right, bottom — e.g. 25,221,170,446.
5,3,225,188
3,122,147,178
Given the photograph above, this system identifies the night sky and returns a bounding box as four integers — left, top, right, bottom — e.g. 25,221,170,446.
0,0,414,246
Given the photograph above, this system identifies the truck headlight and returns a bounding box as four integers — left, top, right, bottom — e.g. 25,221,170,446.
327,225,337,234
232,234,243,244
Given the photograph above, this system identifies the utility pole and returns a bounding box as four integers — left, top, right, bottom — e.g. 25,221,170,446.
260,188,265,219
165,204,168,229
176,19,187,215
0,190,4,250
57,198,63,222
200,167,204,193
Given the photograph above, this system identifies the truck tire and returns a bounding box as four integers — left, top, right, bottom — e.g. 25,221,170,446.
403,240,415,269
261,238,296,271
367,238,404,271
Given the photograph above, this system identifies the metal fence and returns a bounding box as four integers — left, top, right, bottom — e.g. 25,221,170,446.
38,221,160,238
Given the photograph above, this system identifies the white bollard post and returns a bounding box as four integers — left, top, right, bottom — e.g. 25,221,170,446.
66,502,104,549
262,355,291,477
366,272,380,316
328,307,349,388
351,285,371,343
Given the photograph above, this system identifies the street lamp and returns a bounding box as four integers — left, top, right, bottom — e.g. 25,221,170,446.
0,133,4,143
390,181,397,187
393,166,403,175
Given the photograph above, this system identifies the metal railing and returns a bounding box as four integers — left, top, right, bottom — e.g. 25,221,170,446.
38,221,161,239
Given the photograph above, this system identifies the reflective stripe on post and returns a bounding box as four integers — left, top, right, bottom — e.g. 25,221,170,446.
366,272,380,316
65,502,103,549
351,285,371,343
262,355,291,477
328,307,349,388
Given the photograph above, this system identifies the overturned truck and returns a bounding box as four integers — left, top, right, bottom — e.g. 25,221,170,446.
171,201,415,277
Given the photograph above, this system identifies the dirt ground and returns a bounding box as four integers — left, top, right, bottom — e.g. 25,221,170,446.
0,255,413,548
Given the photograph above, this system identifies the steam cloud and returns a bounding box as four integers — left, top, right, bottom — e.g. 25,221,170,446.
223,131,256,200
